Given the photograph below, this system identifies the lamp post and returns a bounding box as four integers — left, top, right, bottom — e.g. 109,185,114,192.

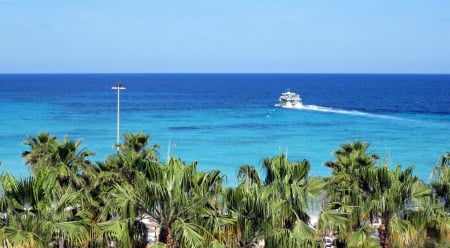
112,83,126,153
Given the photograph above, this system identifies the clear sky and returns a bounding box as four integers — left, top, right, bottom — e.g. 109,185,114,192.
1,0,449,73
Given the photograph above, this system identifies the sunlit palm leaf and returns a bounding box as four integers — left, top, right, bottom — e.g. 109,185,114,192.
318,209,347,235
97,219,132,247
0,227,39,248
348,225,378,248
171,218,205,247
388,217,417,247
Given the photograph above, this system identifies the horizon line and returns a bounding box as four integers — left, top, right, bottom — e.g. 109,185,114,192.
1,72,450,75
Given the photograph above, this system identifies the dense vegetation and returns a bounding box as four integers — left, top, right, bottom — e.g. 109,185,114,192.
0,132,449,248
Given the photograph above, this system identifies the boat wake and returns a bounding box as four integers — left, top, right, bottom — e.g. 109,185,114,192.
276,104,400,120
275,89,400,120
300,104,371,116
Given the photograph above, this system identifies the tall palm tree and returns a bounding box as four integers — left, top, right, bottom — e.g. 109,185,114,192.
364,165,431,248
225,180,271,247
263,155,324,247
92,132,162,247
101,157,226,247
325,141,379,173
22,133,97,195
262,155,313,228
21,133,101,247
22,132,58,175
96,132,161,190
152,158,225,246
324,141,379,247
119,132,160,161
230,154,324,247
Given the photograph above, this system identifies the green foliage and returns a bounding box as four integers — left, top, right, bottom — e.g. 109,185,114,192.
348,224,379,248
431,152,450,211
1,134,449,247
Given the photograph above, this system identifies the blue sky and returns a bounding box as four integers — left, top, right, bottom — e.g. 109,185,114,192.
1,1,449,73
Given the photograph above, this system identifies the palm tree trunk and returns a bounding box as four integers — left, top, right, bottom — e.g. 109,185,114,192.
378,220,390,248
159,225,173,247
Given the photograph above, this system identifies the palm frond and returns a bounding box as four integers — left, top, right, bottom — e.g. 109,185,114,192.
171,218,205,247
97,219,132,247
0,227,39,248
388,217,417,247
348,225,379,248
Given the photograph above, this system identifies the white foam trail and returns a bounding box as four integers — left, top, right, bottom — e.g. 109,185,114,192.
301,105,370,116
277,104,403,120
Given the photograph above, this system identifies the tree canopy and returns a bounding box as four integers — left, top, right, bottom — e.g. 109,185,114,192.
0,133,449,247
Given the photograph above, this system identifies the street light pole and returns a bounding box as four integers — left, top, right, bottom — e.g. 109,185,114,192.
112,83,126,153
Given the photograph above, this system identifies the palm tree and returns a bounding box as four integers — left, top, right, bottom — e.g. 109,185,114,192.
426,152,450,246
22,133,97,195
323,141,379,247
91,132,161,247
89,133,162,246
152,158,225,246
21,133,102,247
364,165,430,248
225,180,271,247
263,155,324,247
96,132,161,190
431,152,450,211
101,156,226,247
119,131,160,161
261,155,313,228
22,132,58,175
325,141,379,173
406,193,450,247
0,173,40,247
0,173,91,247
230,154,324,247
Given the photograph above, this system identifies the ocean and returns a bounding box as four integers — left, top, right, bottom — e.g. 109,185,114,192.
0,73,449,185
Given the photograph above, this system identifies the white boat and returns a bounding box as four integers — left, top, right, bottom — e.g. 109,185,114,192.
278,90,302,108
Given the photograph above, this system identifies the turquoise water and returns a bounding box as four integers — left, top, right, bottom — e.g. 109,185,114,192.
0,74,449,185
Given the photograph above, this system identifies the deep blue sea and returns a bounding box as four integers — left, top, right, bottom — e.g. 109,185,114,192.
0,73,449,185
